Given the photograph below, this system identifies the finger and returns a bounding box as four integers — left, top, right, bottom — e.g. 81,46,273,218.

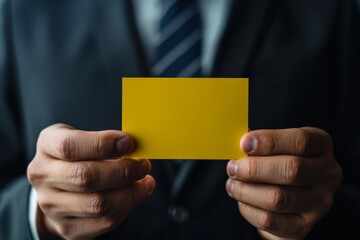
240,127,332,156
38,176,155,219
37,123,134,160
238,203,311,239
226,179,323,213
38,158,151,192
227,155,323,185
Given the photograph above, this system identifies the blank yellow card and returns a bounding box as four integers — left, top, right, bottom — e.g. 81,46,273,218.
122,78,248,160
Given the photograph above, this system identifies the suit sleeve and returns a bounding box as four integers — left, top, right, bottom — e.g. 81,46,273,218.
307,1,360,239
0,0,33,239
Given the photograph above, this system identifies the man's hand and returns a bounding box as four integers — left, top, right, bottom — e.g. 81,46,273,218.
27,124,155,240
226,127,342,240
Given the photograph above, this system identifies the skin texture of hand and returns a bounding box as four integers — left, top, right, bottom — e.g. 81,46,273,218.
226,127,343,240
27,124,156,240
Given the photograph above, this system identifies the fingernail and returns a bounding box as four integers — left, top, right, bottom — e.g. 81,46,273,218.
242,136,257,154
227,160,238,178
226,179,235,196
116,135,134,154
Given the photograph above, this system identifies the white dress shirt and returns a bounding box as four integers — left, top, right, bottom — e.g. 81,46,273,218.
133,0,232,75
29,1,232,239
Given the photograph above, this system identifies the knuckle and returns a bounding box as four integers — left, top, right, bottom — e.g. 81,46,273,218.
241,158,258,179
259,212,277,230
96,132,115,157
57,218,76,238
264,188,288,211
262,133,277,154
283,156,302,184
37,193,55,214
58,134,76,160
294,216,308,237
119,160,132,184
27,158,47,186
88,193,108,217
100,215,117,232
70,163,96,191
268,135,277,154
96,134,106,157
295,128,311,154
232,181,244,200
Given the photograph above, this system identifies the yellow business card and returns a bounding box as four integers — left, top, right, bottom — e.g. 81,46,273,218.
122,77,248,160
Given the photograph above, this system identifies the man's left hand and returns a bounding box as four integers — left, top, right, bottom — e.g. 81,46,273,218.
226,127,342,240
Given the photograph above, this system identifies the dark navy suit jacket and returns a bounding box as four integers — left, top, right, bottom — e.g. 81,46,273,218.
0,0,359,239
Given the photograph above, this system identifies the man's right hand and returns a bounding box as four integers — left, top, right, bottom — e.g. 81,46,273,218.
27,124,155,240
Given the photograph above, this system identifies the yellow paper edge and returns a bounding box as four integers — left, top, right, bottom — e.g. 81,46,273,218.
122,77,248,160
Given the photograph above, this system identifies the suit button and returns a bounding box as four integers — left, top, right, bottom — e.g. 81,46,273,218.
168,205,190,224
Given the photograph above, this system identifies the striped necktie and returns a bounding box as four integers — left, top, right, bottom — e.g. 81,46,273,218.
152,0,203,174
152,0,203,77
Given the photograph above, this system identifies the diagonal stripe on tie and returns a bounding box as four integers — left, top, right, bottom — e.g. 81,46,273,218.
159,7,196,42
153,30,201,75
153,0,202,77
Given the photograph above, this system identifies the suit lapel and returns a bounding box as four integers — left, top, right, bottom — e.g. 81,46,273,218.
212,0,273,77
94,0,149,80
